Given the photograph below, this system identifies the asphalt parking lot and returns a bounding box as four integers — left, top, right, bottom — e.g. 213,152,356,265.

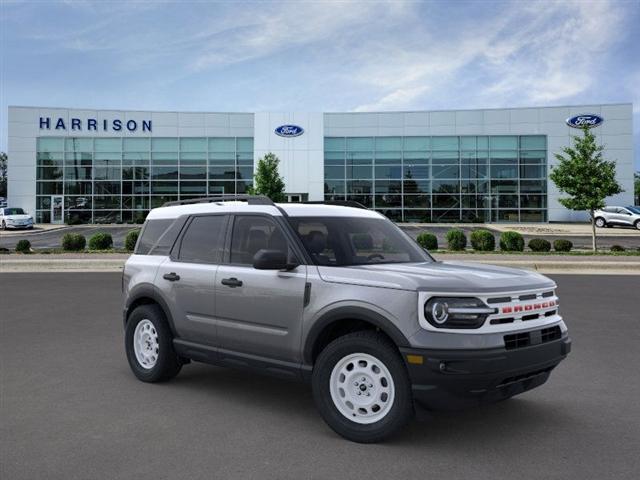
1,273,639,480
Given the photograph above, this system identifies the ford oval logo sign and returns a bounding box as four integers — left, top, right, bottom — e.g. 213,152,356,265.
566,114,604,129
275,125,304,137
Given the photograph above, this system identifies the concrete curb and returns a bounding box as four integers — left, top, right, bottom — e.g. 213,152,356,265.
1,258,638,274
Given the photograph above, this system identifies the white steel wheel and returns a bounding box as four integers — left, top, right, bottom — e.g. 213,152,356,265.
329,352,396,424
595,218,606,228
133,319,159,369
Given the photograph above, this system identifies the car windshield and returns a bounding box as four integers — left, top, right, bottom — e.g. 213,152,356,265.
626,206,640,214
3,208,25,215
289,216,432,266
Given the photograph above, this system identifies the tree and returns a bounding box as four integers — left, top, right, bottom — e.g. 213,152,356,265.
634,172,640,205
248,152,286,202
0,152,7,198
549,128,623,251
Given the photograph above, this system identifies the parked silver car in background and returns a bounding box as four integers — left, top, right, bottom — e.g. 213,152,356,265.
594,206,640,230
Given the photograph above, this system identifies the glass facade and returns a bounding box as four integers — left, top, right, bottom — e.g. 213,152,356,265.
36,137,254,223
324,135,547,222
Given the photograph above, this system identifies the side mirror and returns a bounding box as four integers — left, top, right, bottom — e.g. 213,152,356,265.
252,249,297,270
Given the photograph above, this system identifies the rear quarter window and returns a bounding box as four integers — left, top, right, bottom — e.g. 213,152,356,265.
135,218,184,255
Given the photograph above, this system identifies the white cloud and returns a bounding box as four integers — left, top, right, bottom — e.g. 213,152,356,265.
351,0,631,111
190,1,411,71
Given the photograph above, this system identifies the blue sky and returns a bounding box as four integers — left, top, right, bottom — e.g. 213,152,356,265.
1,0,639,168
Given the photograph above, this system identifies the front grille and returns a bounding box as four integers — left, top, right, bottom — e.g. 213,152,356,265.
490,317,515,325
487,296,511,304
519,293,537,301
541,325,562,343
504,326,562,350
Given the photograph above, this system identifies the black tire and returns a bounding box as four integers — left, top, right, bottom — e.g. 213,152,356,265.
312,331,414,443
125,304,182,382
594,217,606,228
1,221,5,230
635,220,640,230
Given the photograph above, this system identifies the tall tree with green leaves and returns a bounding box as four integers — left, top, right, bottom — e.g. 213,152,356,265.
248,152,286,202
0,152,7,198
550,128,623,251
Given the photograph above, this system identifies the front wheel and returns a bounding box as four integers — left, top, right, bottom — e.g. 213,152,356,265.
312,331,414,443
595,217,606,228
125,304,182,382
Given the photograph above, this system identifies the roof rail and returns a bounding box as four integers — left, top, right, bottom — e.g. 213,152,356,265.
162,195,275,207
303,200,369,210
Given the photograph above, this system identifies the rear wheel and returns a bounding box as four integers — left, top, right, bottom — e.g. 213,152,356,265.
635,220,640,230
595,217,606,228
125,304,182,382
312,331,414,443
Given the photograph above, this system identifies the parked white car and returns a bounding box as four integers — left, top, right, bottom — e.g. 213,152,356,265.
594,206,640,230
0,207,35,230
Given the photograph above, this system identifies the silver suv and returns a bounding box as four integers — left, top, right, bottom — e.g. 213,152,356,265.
594,206,640,229
122,196,571,443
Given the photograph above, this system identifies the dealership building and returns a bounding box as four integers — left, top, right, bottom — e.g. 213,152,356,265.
6,103,634,224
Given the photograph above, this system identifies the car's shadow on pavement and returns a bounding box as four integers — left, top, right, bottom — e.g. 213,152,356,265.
143,361,577,446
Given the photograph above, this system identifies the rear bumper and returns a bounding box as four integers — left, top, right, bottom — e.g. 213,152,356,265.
400,334,571,410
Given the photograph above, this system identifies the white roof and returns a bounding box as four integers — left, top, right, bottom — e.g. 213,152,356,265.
146,201,382,220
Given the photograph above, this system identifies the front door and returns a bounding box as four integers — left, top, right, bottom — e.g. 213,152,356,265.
51,195,63,224
156,214,228,346
215,214,307,362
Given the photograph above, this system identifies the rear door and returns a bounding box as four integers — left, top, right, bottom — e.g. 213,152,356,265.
157,214,228,346
214,214,307,362
616,208,634,226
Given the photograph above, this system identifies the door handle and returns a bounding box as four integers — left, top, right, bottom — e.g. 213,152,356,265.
221,277,243,288
163,272,181,282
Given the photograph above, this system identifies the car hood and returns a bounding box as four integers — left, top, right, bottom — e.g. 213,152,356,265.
316,261,555,293
4,214,32,221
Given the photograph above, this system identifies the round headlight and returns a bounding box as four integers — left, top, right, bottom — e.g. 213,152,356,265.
424,297,494,329
430,301,449,324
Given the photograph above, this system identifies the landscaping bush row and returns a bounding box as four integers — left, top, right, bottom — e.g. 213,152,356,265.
57,230,140,252
416,229,576,252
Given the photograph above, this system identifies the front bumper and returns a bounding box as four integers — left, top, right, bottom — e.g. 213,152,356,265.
400,334,571,410
4,223,33,229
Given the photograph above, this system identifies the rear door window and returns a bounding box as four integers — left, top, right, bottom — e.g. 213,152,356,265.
177,215,227,264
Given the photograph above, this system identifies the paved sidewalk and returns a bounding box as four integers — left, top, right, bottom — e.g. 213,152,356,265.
1,253,638,274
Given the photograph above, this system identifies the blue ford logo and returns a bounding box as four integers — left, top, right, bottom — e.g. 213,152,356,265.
566,114,604,129
275,125,304,137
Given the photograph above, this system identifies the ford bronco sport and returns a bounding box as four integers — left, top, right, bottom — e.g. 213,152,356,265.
122,195,571,443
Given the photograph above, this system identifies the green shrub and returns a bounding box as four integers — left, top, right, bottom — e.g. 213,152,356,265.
553,239,573,252
499,231,525,252
88,232,113,250
416,232,438,251
125,229,140,252
470,229,495,251
610,244,625,252
528,238,551,252
15,239,31,253
62,233,86,251
66,215,83,226
445,229,467,251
